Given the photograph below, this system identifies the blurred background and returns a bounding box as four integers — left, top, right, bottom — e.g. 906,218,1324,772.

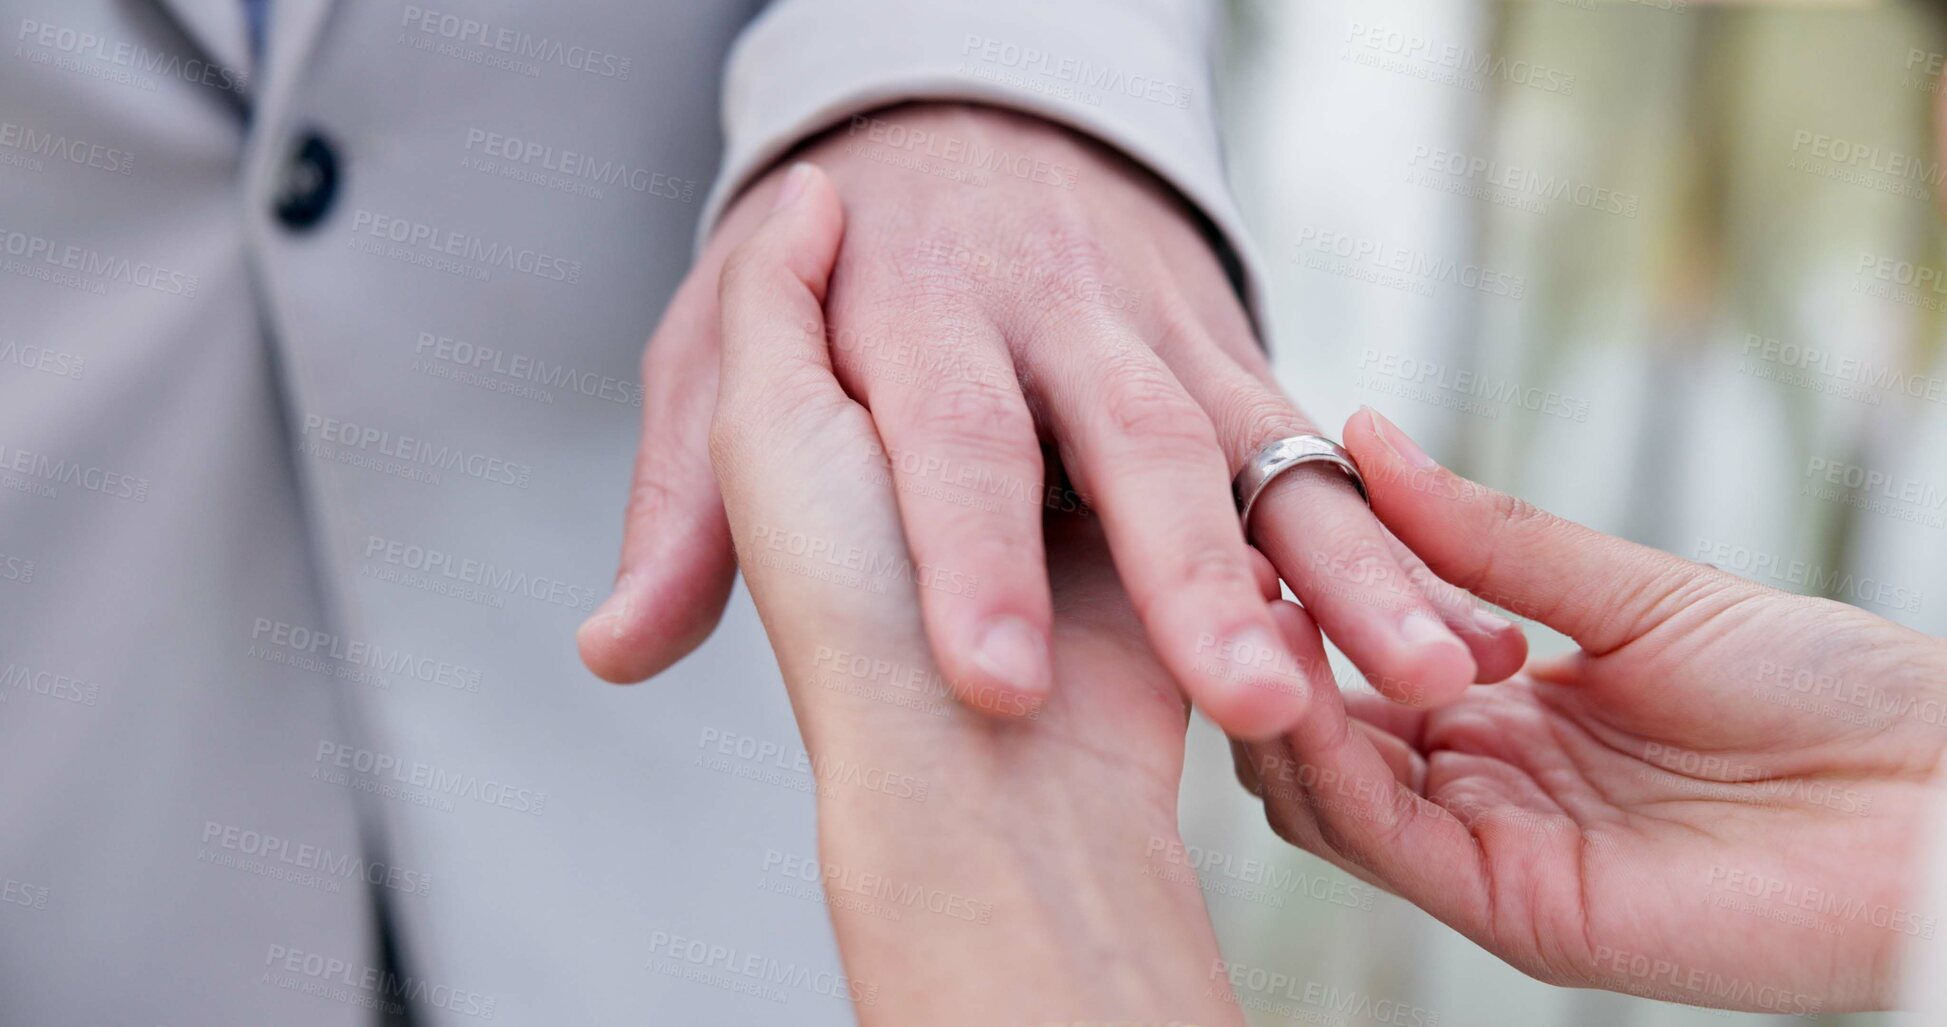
1179,2,1947,1024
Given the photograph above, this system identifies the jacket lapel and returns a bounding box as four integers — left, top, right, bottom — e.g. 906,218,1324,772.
250,0,339,133
147,0,252,92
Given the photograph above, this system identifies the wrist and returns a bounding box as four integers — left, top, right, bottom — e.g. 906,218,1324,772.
815,791,1230,1025
793,643,1221,1021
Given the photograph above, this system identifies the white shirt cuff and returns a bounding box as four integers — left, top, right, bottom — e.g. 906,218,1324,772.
704,0,1271,346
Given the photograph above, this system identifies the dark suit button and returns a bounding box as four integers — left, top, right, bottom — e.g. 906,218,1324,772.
273,131,340,230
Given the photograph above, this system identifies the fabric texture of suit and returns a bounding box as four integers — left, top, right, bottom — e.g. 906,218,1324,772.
0,1,1259,1022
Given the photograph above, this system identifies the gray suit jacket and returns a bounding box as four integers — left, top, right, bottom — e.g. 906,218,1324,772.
0,0,1262,1022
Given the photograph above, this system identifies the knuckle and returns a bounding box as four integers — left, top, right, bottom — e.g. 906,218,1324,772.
1315,810,1400,876
1468,490,1552,596
1464,491,1557,604
1022,220,1113,284
1308,529,1396,588
949,531,1034,579
1175,544,1258,593
828,299,995,396
1013,224,1128,320
1148,297,1202,350
1310,534,1423,616
623,465,714,548
899,231,993,302
1145,297,1230,362
1132,545,1253,625
910,383,1034,463
624,471,682,527
1488,489,1550,533
1102,364,1215,452
1594,558,1720,649
1220,384,1310,463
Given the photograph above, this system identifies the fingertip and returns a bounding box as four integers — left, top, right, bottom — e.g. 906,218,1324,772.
1197,604,1324,742
721,162,845,327
958,614,1053,717
1266,596,1320,649
1342,406,1387,468
576,588,654,689
768,161,815,213
762,161,843,258
1461,608,1529,683
1371,611,1474,708
956,683,1049,720
578,630,647,685
577,574,635,680
1344,406,1452,518
576,558,735,685
1347,406,1437,469
715,161,852,429
1205,684,1308,743
1390,645,1475,708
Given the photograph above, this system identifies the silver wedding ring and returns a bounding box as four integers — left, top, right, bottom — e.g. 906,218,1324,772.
1233,434,1369,538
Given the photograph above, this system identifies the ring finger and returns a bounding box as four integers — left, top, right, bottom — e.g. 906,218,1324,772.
1160,329,1524,707
1015,319,1322,740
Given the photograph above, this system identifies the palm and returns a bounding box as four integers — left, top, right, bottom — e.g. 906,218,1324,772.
1309,593,1947,1011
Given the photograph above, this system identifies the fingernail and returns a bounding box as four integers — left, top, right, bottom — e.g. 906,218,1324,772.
1401,609,1467,653
1364,407,1438,470
973,616,1051,697
769,162,814,212
1471,607,1513,635
580,572,637,642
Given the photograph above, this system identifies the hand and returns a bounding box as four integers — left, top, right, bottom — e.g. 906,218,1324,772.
579,102,1524,738
703,162,1242,1024
1236,407,1947,1012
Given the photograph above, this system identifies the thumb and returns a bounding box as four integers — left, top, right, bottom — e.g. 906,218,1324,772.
580,163,844,682
576,247,737,684
1344,407,1747,656
712,161,846,409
